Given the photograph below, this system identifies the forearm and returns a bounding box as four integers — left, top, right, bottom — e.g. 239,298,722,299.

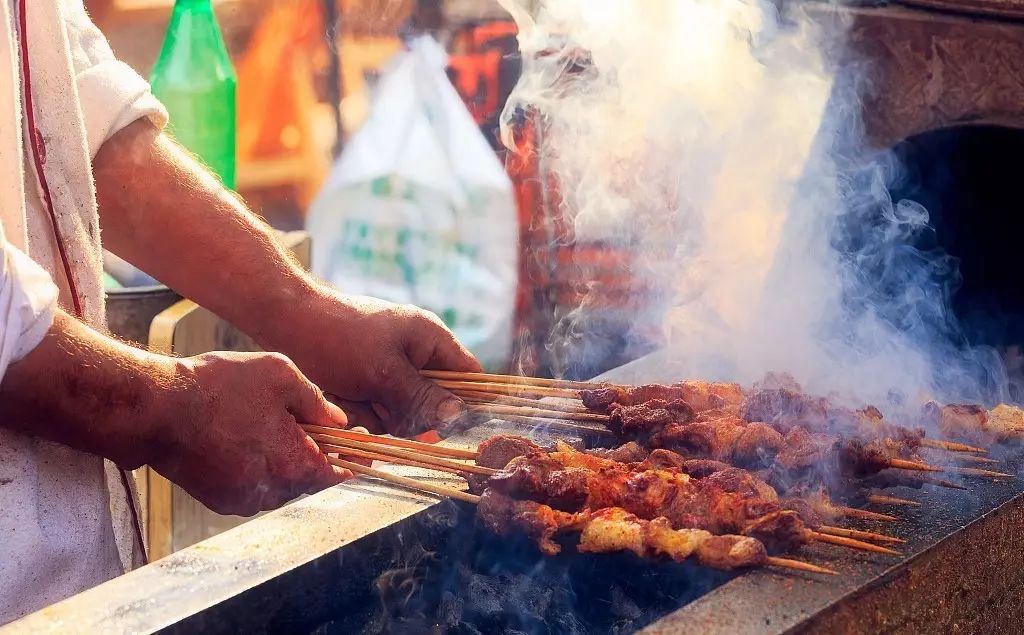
0,310,188,468
93,119,321,347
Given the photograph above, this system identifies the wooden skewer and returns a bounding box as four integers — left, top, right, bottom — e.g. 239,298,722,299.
867,494,921,507
436,380,582,400
489,414,617,437
817,525,905,545
916,475,968,490
952,455,1001,466
808,531,901,556
838,507,898,522
311,435,496,476
886,458,944,473
423,369,610,390
301,424,478,460
329,457,483,504
764,556,837,576
455,389,592,414
318,442,473,477
947,467,1013,479
920,438,987,454
467,403,610,423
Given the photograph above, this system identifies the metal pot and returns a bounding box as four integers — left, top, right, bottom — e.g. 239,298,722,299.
105,284,182,348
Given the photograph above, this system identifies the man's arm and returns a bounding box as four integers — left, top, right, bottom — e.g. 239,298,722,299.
94,119,480,436
1,309,351,515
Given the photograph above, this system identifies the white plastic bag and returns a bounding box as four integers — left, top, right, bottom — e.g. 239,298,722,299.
307,36,518,370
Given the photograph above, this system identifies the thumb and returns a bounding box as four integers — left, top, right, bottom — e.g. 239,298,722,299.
381,363,468,437
288,376,349,429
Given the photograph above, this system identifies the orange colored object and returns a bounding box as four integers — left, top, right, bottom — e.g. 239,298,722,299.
448,50,503,124
415,430,443,445
235,0,323,161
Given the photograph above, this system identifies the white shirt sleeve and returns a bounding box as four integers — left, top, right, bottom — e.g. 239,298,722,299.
0,239,58,381
60,0,169,159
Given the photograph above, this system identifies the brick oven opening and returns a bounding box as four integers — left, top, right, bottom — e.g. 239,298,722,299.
888,124,1024,400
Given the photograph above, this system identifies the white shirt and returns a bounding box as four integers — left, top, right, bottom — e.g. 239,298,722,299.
0,0,166,624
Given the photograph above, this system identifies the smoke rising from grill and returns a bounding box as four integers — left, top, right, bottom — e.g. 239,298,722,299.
498,0,1009,414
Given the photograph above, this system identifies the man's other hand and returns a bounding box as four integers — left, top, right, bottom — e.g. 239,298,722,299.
281,289,483,438
154,351,351,516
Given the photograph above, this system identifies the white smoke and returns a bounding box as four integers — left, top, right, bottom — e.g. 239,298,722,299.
497,0,1008,413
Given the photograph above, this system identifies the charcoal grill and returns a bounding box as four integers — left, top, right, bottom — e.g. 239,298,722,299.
6,349,1024,634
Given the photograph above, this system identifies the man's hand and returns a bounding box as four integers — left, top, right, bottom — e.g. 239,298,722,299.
155,351,351,516
279,289,483,437
0,311,350,516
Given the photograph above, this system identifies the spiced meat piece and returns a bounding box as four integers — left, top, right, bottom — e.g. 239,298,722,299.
476,434,544,469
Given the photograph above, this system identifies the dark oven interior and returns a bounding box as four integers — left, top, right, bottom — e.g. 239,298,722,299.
889,125,1024,401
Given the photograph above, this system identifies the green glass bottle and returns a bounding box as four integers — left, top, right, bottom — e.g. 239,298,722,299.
150,0,237,189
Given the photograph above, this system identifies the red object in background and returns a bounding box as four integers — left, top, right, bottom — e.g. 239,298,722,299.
447,20,519,136
504,112,549,376
447,50,503,124
447,26,660,377
504,109,662,379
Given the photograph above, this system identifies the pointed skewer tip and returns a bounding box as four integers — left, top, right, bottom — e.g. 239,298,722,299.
810,531,902,556
948,467,1014,479
765,556,838,576
839,507,899,522
818,525,906,545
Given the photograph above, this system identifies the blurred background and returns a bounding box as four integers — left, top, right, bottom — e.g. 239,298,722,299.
92,0,660,382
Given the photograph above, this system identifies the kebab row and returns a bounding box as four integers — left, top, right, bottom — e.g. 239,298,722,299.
302,425,913,578
424,371,1014,488
423,368,1024,449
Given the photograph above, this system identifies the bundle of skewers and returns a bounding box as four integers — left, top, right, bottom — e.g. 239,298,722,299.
300,424,932,579
421,370,1018,488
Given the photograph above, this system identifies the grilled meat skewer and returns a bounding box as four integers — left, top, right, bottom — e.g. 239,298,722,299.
476,435,899,528
486,447,897,555
476,491,835,574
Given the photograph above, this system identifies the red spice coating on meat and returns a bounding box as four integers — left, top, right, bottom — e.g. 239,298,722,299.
581,382,743,415
607,399,695,439
476,435,544,469
477,490,576,555
741,388,830,433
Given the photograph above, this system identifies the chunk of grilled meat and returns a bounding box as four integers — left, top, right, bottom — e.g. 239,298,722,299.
828,406,924,450
477,492,772,570
740,388,830,433
988,405,1024,441
476,434,544,469
486,452,811,554
477,489,578,555
581,381,743,414
587,441,650,463
486,453,594,511
577,507,769,570
922,401,1023,444
606,399,695,439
